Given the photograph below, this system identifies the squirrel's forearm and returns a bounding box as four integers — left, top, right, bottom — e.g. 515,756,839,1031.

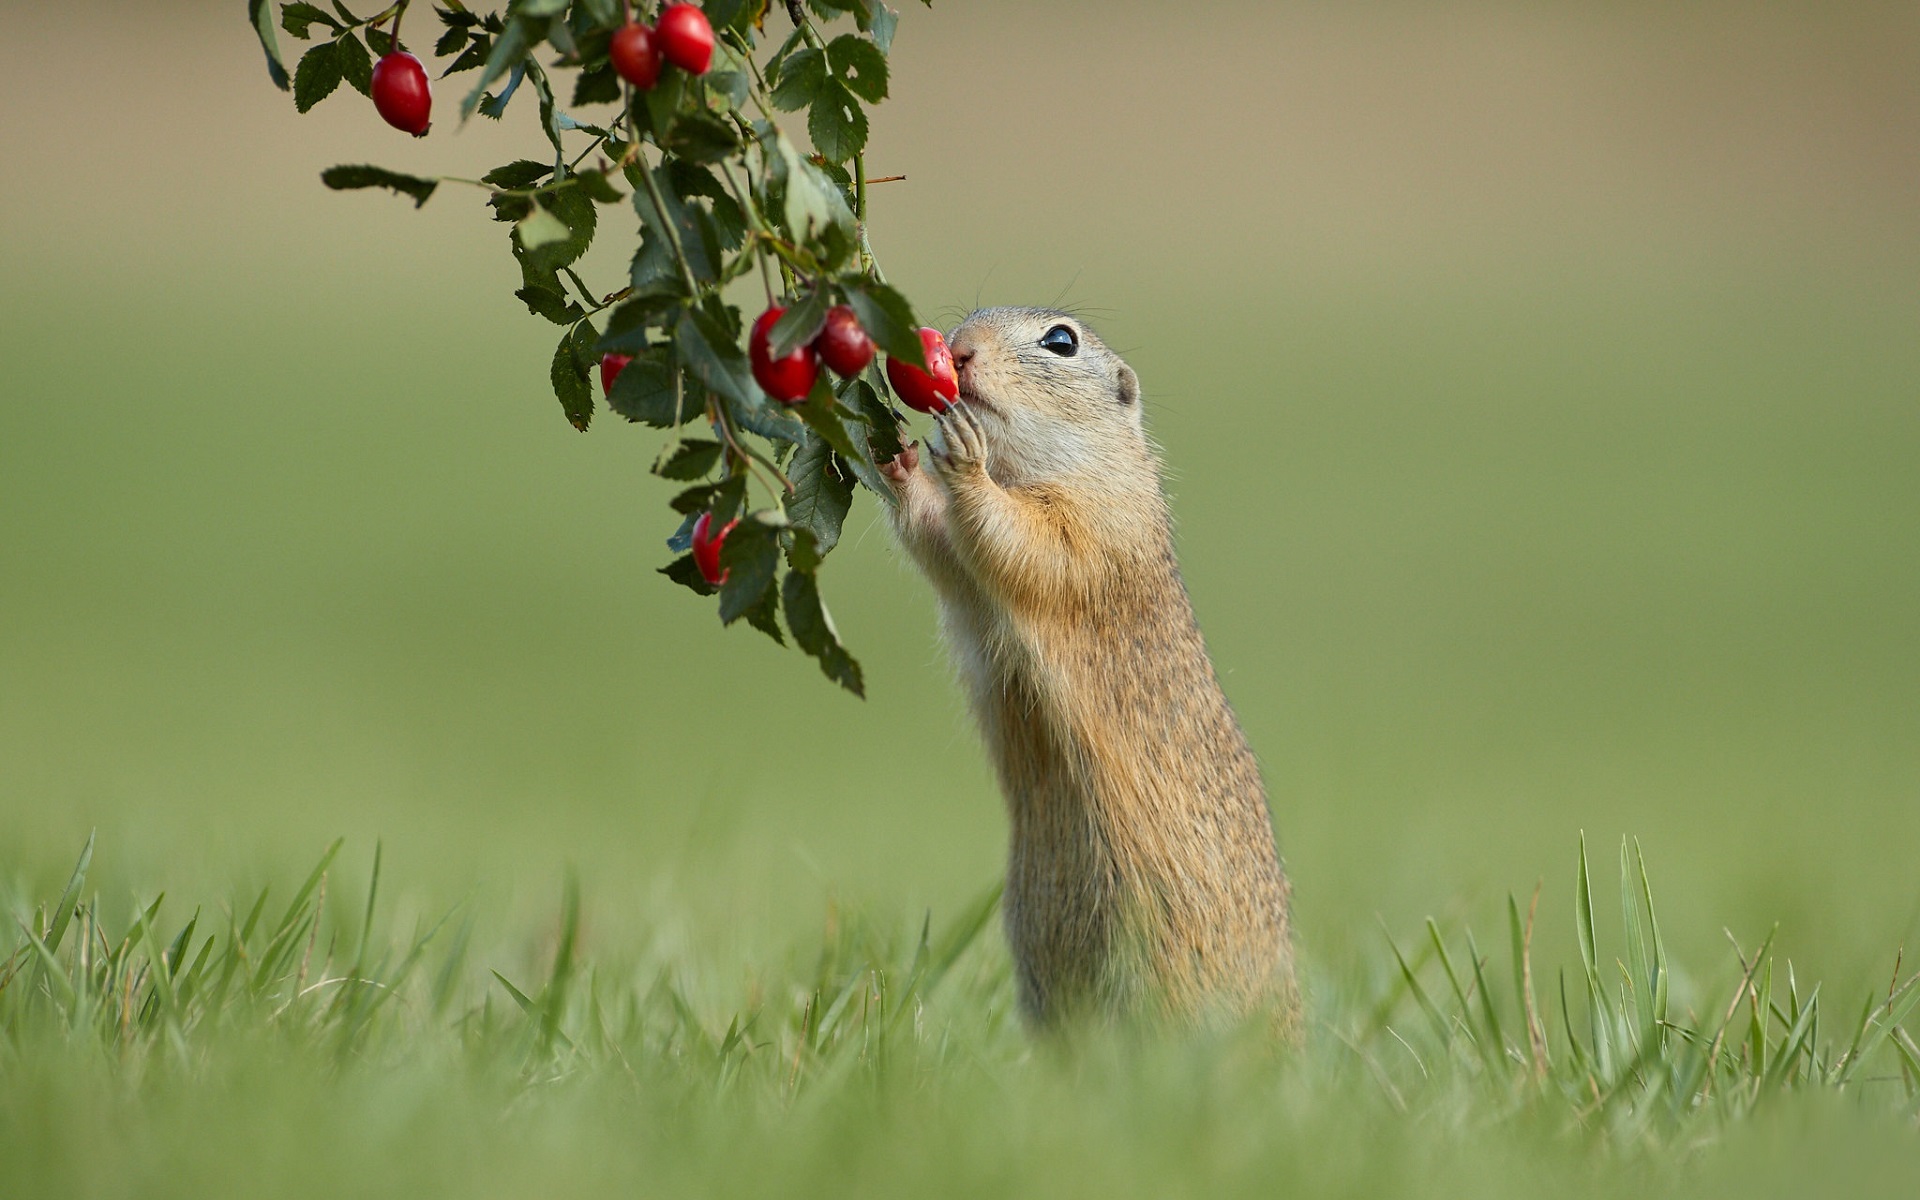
942,472,1101,610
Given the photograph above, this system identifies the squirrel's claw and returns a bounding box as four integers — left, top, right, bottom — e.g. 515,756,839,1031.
931,403,990,478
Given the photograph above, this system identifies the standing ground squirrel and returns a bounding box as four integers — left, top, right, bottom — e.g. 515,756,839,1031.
881,307,1298,1030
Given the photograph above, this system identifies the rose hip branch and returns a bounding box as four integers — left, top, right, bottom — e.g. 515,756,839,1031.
246,0,951,696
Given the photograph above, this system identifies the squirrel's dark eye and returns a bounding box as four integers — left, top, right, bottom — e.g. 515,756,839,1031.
1039,325,1078,356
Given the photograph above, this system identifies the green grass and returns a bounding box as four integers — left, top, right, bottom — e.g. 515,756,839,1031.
5,833,1916,1198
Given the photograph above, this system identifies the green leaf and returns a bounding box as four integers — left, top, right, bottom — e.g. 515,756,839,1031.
717,514,783,626
768,288,832,359
294,40,344,112
597,295,679,353
461,15,534,119
768,130,857,248
320,164,439,207
809,81,868,163
281,3,342,39
250,0,292,90
783,571,864,696
434,24,468,56
660,554,717,596
575,169,625,205
336,31,374,97
607,353,689,426
770,47,826,112
551,324,595,431
43,831,94,957
786,432,854,557
704,0,756,34
364,24,394,56
443,33,492,75
842,281,924,370
742,584,785,646
826,34,888,102
573,60,621,106
841,376,905,467
654,439,724,481
516,202,572,252
794,375,864,463
514,283,584,325
676,308,804,444
483,159,554,189
663,111,743,165
631,164,719,283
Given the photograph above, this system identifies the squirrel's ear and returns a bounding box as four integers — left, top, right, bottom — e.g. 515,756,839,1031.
1116,364,1139,408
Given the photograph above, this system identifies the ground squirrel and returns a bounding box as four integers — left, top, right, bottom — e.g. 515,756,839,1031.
880,307,1298,1030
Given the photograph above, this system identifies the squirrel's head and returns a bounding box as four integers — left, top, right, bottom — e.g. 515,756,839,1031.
944,307,1147,487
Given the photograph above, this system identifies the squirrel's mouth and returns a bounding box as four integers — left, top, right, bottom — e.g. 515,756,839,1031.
956,383,1000,417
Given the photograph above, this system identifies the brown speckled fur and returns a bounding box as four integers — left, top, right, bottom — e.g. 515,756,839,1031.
881,308,1297,1031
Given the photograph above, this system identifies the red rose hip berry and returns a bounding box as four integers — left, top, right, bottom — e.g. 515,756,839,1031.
885,327,961,414
691,511,738,586
370,52,432,136
655,4,715,75
813,305,875,378
748,307,820,405
599,352,634,396
609,23,663,90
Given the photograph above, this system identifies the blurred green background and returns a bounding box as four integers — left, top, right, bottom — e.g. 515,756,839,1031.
3,0,1917,1007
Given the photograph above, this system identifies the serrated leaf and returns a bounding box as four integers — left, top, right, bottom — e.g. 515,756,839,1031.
320,164,439,207
575,169,625,204
483,159,554,189
250,0,292,89
660,554,717,596
443,33,492,76
597,295,678,353
364,25,393,55
768,288,832,359
783,571,864,696
294,40,344,112
771,47,826,112
677,303,811,445
514,283,584,325
808,81,868,163
631,164,718,283
664,111,743,165
704,0,756,34
551,324,595,431
769,130,856,247
608,353,688,426
826,34,888,102
787,432,854,557
573,60,621,106
282,3,341,39
435,24,468,56
841,377,905,465
742,584,784,645
717,516,782,625
794,375,864,463
516,202,571,251
336,31,374,97
842,281,924,370
654,439,724,481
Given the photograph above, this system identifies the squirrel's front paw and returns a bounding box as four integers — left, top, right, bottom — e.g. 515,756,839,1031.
879,442,922,496
929,403,990,481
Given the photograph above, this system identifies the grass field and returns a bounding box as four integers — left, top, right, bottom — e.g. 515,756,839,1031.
4,2,1919,1195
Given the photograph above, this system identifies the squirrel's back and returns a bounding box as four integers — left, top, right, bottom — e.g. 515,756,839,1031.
882,308,1296,1028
